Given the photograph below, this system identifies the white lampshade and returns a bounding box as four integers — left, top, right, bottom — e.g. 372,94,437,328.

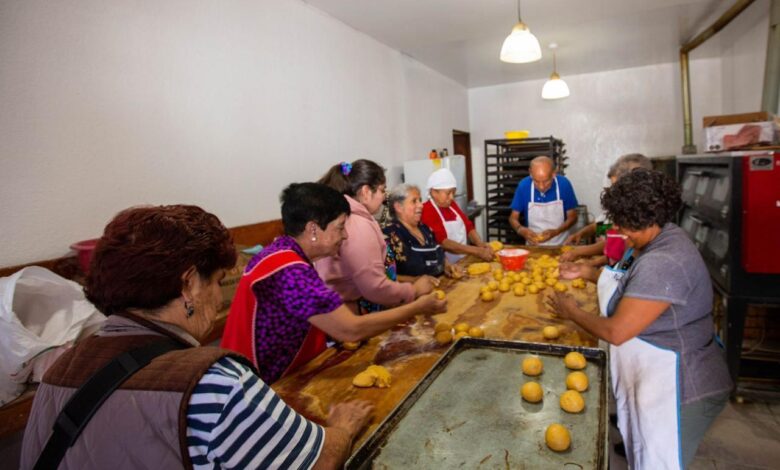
500,22,542,63
542,72,570,100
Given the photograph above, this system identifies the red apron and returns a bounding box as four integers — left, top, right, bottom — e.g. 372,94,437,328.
220,249,328,376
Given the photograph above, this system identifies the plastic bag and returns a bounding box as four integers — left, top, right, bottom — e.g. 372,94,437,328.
0,266,105,405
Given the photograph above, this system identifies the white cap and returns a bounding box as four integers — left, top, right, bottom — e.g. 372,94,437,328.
427,168,457,190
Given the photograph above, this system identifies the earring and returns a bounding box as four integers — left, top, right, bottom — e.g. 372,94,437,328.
311,229,317,242
184,301,195,318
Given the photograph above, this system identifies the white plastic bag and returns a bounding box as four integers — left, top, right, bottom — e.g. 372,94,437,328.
0,266,105,405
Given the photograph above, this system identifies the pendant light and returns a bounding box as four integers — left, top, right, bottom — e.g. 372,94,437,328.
541,43,570,100
500,0,542,63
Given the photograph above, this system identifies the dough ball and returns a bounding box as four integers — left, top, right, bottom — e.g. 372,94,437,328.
534,281,546,290
434,289,446,300
467,326,484,338
545,424,571,451
564,351,587,370
522,356,544,376
545,277,557,287
533,274,544,283
435,330,453,345
528,285,540,295
513,284,526,296
566,371,589,392
542,326,560,339
342,341,361,351
521,277,532,285
559,390,585,413
480,290,495,302
366,365,391,388
493,270,504,281
487,280,499,291
352,371,376,388
520,381,543,403
454,322,470,333
453,331,468,341
498,281,511,292
553,282,567,292
434,322,452,333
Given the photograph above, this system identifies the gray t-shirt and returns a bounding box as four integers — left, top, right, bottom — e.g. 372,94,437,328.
607,223,733,404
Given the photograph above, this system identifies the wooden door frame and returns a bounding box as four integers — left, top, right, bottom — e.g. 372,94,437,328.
452,130,474,201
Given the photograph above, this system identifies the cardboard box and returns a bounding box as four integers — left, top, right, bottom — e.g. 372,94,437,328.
704,121,777,152
703,111,771,128
218,248,254,315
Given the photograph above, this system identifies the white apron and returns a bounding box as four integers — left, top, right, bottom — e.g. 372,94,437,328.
527,176,569,246
598,249,683,470
431,202,468,264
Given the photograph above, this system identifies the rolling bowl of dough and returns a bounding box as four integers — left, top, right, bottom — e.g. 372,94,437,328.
496,248,530,271
345,338,609,470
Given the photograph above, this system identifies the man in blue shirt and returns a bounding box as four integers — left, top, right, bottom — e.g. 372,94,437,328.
508,156,579,245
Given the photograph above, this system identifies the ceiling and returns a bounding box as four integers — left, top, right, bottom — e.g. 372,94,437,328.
305,0,743,88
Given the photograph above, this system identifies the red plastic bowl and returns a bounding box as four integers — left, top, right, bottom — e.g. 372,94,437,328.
70,238,99,273
497,248,529,271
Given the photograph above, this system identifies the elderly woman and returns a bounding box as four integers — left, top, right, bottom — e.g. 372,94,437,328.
562,153,654,265
222,183,446,384
21,205,373,470
420,168,493,262
383,183,463,278
547,170,732,469
315,159,437,312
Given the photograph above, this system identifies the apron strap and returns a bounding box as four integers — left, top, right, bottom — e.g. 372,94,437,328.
220,250,308,369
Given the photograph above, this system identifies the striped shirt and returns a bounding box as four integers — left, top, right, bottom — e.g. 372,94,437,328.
187,357,324,469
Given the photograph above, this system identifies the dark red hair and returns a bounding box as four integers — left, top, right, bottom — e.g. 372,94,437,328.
85,205,236,315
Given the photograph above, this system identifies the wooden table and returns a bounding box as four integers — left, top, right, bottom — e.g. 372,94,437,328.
272,247,600,446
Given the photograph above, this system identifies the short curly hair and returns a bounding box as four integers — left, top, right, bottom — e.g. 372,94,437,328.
85,205,236,315
601,169,681,230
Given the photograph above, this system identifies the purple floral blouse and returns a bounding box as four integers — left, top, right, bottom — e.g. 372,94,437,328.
248,236,343,383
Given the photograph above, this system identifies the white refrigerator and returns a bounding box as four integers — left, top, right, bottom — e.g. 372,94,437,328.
402,155,468,210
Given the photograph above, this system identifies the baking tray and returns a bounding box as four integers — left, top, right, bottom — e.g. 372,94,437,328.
346,338,608,470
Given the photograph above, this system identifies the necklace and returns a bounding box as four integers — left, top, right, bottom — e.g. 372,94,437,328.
400,220,426,245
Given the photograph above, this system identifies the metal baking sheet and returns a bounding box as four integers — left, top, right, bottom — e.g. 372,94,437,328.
346,338,608,470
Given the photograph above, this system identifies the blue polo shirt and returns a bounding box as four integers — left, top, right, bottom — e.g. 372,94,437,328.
510,175,578,225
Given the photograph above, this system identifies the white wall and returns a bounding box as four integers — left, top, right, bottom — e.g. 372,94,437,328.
468,59,723,227
712,0,770,114
0,0,468,267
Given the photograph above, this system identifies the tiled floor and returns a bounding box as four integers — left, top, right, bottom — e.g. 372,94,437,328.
609,400,780,470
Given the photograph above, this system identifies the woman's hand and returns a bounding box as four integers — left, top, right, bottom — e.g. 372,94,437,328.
559,249,579,262
545,291,580,320
559,262,596,281
445,263,464,279
327,400,374,437
474,245,494,262
413,292,448,314
412,275,439,297
564,232,582,246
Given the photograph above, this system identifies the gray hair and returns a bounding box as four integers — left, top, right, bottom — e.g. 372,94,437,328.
387,183,420,218
607,153,652,179
530,155,555,171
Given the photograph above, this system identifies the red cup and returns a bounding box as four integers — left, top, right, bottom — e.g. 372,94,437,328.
497,248,529,271
70,239,99,273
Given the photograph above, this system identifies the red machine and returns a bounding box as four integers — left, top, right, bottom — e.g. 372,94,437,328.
741,153,780,273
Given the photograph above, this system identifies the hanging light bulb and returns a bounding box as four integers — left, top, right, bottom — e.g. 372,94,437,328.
542,43,570,100
500,0,542,63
